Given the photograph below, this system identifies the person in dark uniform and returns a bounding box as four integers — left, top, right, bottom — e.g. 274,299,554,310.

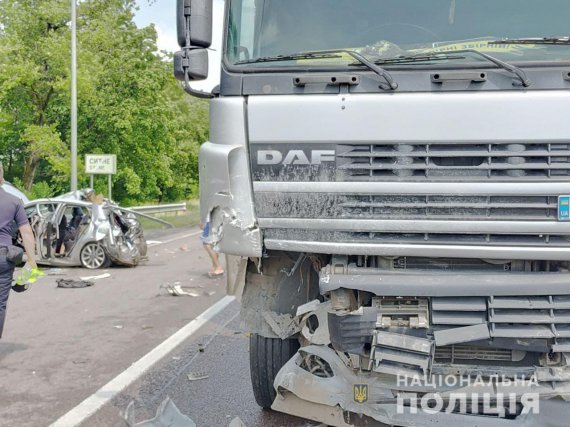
57,207,84,255
55,215,68,256
0,162,37,339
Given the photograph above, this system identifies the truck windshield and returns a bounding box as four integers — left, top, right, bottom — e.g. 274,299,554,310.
227,0,570,68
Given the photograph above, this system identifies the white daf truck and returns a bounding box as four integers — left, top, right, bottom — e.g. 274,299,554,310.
175,1,570,425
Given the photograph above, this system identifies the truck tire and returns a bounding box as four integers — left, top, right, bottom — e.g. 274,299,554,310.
250,333,300,409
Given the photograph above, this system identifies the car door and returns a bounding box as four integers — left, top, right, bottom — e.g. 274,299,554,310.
59,204,91,258
31,202,62,260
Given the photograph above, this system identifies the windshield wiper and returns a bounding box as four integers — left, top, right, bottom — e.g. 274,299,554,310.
394,49,530,87
236,51,343,64
236,49,399,90
372,53,467,65
490,37,570,46
372,50,529,87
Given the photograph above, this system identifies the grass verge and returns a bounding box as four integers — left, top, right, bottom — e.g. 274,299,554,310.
138,200,201,231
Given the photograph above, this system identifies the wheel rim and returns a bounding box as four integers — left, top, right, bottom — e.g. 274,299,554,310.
81,243,106,269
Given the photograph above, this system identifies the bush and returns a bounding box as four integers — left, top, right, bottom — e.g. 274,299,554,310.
11,178,55,200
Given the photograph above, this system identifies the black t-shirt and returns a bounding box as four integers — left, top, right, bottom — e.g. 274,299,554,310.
0,188,28,246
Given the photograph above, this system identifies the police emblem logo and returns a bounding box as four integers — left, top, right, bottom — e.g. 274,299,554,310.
353,384,368,404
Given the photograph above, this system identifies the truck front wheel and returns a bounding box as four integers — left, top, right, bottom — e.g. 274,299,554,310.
249,333,300,409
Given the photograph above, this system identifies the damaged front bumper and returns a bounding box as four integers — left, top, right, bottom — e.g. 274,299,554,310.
269,263,570,427
273,345,570,427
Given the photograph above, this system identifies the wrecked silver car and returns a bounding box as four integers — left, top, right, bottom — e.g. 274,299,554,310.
24,192,147,269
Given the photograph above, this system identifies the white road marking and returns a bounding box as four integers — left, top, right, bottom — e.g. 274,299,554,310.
49,295,236,427
147,230,202,247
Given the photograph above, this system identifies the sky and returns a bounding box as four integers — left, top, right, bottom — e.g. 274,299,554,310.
134,0,178,53
134,0,224,90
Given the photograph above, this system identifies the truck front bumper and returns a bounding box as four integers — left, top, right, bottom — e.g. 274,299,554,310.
273,345,570,427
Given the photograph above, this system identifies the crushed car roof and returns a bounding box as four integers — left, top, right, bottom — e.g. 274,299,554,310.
25,198,94,208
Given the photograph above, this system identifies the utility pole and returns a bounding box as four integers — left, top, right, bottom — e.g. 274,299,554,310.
70,0,78,191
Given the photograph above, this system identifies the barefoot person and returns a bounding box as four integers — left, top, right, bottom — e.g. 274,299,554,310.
200,222,224,278
0,162,37,338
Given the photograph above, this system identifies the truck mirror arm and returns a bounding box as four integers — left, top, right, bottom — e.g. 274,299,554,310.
183,70,215,99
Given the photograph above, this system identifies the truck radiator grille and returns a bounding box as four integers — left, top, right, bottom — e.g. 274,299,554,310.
434,345,513,363
432,296,570,339
337,142,570,181
339,194,559,221
255,193,560,221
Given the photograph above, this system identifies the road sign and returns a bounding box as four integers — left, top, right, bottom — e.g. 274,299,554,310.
85,154,117,175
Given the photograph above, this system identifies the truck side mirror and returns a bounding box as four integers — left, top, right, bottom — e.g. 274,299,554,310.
177,0,213,49
175,0,212,93
174,49,208,81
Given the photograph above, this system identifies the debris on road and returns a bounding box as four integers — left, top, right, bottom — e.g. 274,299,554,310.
123,397,196,427
204,291,216,297
163,284,201,297
56,279,95,289
187,371,209,381
45,268,68,276
80,273,111,281
113,325,123,329
174,286,200,297
179,245,190,252
185,282,204,288
228,417,247,427
181,290,199,296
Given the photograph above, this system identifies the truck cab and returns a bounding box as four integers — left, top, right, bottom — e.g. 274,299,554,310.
176,1,570,425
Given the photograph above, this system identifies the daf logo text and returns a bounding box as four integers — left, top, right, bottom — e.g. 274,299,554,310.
257,150,335,166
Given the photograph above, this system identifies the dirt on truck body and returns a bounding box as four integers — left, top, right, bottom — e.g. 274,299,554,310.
176,0,570,425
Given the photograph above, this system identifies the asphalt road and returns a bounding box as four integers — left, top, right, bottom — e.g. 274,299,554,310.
82,301,315,427
0,226,315,427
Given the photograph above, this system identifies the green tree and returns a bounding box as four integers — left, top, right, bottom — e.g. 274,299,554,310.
0,0,70,190
0,0,209,203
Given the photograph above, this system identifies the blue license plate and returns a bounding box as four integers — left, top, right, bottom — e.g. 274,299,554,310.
559,196,570,220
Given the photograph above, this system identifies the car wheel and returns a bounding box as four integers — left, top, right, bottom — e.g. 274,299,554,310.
80,242,110,269
249,333,300,409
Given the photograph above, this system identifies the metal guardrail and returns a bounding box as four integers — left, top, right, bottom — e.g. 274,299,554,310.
128,203,187,215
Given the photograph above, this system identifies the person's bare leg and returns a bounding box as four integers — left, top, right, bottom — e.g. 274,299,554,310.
203,244,224,276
